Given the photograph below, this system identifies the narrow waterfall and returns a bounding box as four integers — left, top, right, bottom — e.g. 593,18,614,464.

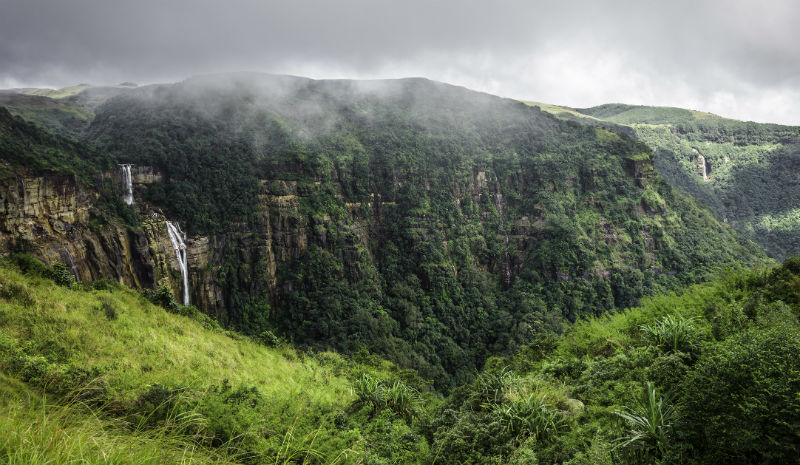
698,155,708,181
62,247,80,282
165,221,190,305
120,164,134,205
494,186,512,286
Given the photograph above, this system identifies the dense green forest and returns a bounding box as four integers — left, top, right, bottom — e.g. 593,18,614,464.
570,103,800,259
78,74,764,388
1,250,797,464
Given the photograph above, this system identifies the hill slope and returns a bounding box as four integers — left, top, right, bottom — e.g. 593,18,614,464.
82,74,766,387
532,102,800,259
2,249,797,464
0,256,430,464
428,258,800,464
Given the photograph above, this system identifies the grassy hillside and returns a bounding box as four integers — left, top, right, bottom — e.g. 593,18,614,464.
576,103,727,125
427,259,800,464
0,257,432,464
2,251,797,464
0,92,93,138
0,84,137,138
0,106,112,182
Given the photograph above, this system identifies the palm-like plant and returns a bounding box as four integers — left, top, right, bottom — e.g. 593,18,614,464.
614,382,674,464
641,315,697,353
351,374,419,422
497,394,564,442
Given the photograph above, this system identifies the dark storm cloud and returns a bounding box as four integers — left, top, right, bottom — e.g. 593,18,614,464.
1,0,799,124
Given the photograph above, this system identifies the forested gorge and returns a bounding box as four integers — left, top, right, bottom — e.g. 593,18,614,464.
81,75,763,387
0,75,797,464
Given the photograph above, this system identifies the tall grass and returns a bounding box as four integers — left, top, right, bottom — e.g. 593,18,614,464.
0,395,232,465
352,373,419,422
496,394,564,441
0,260,379,463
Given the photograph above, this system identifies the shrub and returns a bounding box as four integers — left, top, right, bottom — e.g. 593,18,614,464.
614,382,674,464
495,394,564,442
640,315,698,354
352,373,419,422
47,263,76,287
99,298,118,320
676,328,800,464
0,276,35,306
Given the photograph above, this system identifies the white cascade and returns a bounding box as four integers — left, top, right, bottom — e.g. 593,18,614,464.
698,155,708,181
494,185,512,286
120,164,134,205
165,221,190,305
63,247,80,282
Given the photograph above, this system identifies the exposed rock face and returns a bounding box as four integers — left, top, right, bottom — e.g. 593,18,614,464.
0,166,322,317
0,146,664,321
0,172,154,287
623,155,655,188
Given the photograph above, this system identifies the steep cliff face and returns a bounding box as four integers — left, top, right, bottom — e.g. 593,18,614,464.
0,164,211,310
0,172,154,286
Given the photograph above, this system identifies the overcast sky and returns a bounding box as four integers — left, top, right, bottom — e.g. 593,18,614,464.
1,0,799,124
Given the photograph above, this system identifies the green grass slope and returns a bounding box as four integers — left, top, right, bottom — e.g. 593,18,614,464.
2,249,797,465
575,103,727,125
0,84,138,139
0,374,235,465
0,106,113,182
0,257,432,464
0,92,93,138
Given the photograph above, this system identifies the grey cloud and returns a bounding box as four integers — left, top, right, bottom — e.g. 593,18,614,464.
0,0,799,124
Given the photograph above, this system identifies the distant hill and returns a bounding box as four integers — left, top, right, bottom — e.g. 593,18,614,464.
531,102,800,259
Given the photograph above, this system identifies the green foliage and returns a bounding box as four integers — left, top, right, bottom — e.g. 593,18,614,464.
639,315,699,354
0,384,236,465
578,104,800,259
76,75,766,390
0,106,112,183
428,258,800,464
495,394,564,441
676,328,800,464
2,245,799,464
613,382,674,464
352,373,420,422
0,258,433,464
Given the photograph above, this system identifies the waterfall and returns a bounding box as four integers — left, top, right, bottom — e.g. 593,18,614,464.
165,221,190,306
494,184,512,286
120,164,134,205
62,247,80,282
698,155,708,181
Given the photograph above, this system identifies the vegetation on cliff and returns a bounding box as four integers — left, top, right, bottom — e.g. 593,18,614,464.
0,75,768,389
571,103,800,260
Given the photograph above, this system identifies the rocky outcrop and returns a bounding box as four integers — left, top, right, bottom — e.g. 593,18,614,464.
623,154,655,188
0,172,154,287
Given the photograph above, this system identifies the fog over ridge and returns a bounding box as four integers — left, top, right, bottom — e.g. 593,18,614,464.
1,0,799,124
